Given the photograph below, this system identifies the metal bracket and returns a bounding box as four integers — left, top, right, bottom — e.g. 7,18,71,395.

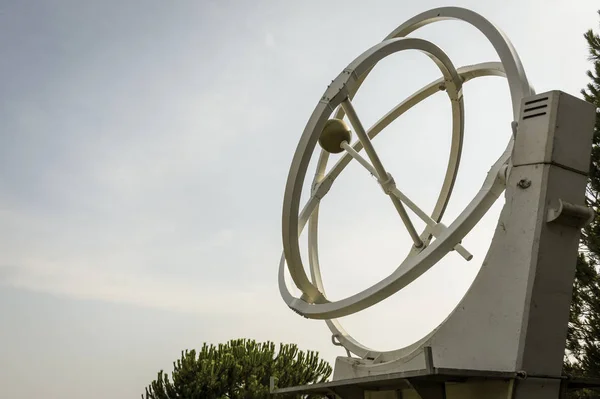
313,175,334,200
378,172,397,195
409,380,446,399
547,199,594,228
332,334,352,358
332,386,365,399
423,346,435,374
320,69,357,105
400,347,446,399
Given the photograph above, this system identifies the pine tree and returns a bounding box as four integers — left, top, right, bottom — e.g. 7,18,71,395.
143,339,332,399
564,9,600,392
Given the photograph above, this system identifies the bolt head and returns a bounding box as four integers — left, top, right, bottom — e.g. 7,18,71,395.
318,118,352,154
517,178,531,189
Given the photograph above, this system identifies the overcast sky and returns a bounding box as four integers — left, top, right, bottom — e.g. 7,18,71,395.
1,1,599,398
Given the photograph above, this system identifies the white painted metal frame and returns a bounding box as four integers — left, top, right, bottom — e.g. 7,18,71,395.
279,7,534,361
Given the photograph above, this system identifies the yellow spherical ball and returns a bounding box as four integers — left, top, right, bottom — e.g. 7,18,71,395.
318,118,352,154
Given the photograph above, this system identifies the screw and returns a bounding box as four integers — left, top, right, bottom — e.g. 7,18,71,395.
516,370,528,379
517,179,531,189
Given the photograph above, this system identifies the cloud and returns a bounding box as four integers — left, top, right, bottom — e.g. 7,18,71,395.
265,32,276,48
0,185,278,312
1,260,271,315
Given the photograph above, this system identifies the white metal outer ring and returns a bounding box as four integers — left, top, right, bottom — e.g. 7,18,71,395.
283,36,464,307
279,63,507,361
280,6,534,359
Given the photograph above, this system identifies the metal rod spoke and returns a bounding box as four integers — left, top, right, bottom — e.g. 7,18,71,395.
340,141,378,177
389,187,473,261
389,187,433,226
338,119,472,260
341,98,423,248
341,99,388,180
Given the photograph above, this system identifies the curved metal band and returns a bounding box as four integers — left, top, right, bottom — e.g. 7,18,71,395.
279,62,507,360
282,37,463,303
281,7,533,321
385,6,531,121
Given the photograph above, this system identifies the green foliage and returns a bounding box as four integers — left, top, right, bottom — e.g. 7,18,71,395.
143,339,332,399
565,9,600,398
